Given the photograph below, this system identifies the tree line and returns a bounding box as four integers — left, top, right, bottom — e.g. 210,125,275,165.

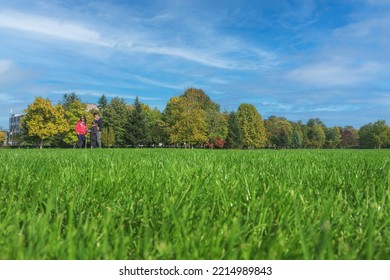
8,88,390,149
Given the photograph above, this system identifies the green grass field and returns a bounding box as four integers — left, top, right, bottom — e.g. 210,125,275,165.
0,148,389,259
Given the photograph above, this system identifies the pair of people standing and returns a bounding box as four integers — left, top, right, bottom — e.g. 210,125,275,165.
74,113,102,148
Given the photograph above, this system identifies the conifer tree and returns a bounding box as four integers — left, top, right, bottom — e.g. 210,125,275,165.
226,111,242,149
126,97,149,146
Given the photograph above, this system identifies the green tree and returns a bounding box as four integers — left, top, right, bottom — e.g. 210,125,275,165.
359,120,390,149
307,118,325,128
290,121,307,148
309,124,326,148
300,123,310,147
264,116,293,148
143,105,167,146
291,129,303,148
206,109,228,146
181,88,228,144
126,97,150,146
325,126,341,148
307,118,326,148
236,103,266,149
104,97,129,146
22,97,68,148
97,94,108,115
102,127,115,147
60,92,81,110
226,111,242,149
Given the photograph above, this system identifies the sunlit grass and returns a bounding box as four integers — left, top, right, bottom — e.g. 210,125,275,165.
0,149,389,259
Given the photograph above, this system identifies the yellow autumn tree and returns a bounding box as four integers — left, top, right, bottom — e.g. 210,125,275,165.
165,96,208,147
0,131,7,146
62,99,88,146
236,103,267,149
23,97,69,148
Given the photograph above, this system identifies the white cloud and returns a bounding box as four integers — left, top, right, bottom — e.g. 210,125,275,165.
50,90,161,101
311,105,358,112
0,59,34,86
128,74,184,90
287,59,383,87
286,14,390,88
0,92,23,104
0,10,220,68
0,10,112,47
365,0,390,6
0,59,13,73
332,16,390,46
0,8,276,70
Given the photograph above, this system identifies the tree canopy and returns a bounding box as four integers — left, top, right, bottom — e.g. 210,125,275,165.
236,103,267,149
22,97,68,148
10,89,390,149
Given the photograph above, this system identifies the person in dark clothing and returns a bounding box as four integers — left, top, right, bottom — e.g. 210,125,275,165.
93,112,103,148
90,122,98,148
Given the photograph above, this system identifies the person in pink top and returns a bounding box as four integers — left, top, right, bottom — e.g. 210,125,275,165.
75,116,87,148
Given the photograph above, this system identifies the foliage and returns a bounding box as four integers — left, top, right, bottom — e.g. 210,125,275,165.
61,99,87,147
340,126,359,148
207,109,228,145
14,88,390,150
169,102,208,146
0,131,6,146
307,119,326,148
97,94,108,114
164,88,227,146
126,97,150,146
325,126,341,148
101,127,115,147
236,103,266,148
143,105,167,145
213,138,225,148
291,129,303,148
164,94,208,146
22,97,69,148
265,116,293,148
226,111,243,149
359,120,390,149
104,97,129,146
181,88,227,143
60,92,81,110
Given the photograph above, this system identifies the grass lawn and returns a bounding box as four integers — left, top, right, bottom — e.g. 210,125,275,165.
0,148,389,259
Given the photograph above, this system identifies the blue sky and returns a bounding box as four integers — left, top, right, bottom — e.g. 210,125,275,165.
1,0,390,129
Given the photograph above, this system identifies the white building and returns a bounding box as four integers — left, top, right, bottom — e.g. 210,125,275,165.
86,103,98,112
8,113,24,145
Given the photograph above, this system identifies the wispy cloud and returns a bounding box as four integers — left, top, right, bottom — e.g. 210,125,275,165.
0,59,35,86
127,74,183,90
365,0,390,6
50,90,161,101
0,10,112,47
0,92,24,104
0,9,276,70
286,60,383,87
276,0,320,29
0,59,13,76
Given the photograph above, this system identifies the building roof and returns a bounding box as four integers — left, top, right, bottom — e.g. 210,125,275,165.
86,103,98,112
